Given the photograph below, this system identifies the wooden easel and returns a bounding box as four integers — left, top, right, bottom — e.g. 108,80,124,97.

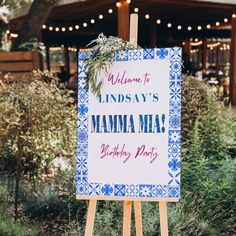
84,14,169,236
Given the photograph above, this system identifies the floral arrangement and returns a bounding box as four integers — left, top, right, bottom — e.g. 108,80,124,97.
85,33,141,96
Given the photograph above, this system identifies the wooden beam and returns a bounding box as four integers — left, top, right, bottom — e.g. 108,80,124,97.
202,40,208,70
46,46,50,71
230,17,236,105
118,0,130,41
150,22,157,47
64,46,70,75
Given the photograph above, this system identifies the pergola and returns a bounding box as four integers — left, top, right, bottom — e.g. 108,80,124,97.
9,0,236,105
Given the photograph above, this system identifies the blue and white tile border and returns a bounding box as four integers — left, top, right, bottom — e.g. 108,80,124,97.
77,48,182,200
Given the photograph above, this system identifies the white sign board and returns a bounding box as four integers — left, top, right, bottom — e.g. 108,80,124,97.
77,48,182,200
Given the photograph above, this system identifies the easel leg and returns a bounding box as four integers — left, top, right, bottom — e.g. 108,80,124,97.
134,201,143,236
123,201,132,236
85,200,97,236
159,202,168,236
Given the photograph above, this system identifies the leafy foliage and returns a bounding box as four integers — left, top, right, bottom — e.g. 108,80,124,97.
0,71,77,219
0,72,76,174
85,33,141,96
18,38,46,56
0,214,36,236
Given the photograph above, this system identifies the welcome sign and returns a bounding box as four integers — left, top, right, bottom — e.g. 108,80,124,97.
77,48,182,200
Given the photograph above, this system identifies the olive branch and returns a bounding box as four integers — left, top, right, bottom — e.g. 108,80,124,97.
85,33,141,96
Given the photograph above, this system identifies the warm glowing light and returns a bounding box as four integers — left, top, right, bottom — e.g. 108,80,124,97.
116,2,121,7
207,24,211,29
42,24,46,29
232,14,236,18
83,23,87,27
167,23,172,28
177,25,182,30
216,21,220,26
91,19,95,24
49,26,53,31
99,14,103,19
75,25,79,29
156,19,161,24
108,9,113,14
195,38,198,42
197,26,202,30
182,42,186,46
10,33,18,38
127,0,131,3
55,27,59,31
69,27,73,31
61,27,66,32
224,18,228,23
187,26,192,31
145,14,150,19
134,8,139,13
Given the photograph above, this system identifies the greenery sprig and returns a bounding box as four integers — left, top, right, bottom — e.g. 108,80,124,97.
85,33,141,96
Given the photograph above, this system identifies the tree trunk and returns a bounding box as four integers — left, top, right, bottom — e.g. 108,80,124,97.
13,0,57,50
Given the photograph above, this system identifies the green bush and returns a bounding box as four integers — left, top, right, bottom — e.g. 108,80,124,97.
0,214,36,236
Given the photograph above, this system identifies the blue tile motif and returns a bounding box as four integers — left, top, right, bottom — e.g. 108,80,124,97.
144,49,155,59
76,49,182,199
156,48,169,59
139,185,152,197
101,184,113,196
115,50,128,61
114,185,126,196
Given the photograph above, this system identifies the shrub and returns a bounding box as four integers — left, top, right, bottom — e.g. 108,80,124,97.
0,214,36,236
0,72,77,219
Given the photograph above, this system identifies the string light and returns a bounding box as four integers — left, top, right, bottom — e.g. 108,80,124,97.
182,42,186,46
50,47,62,51
68,47,77,52
190,49,199,54
116,2,121,7
41,2,234,33
207,42,220,49
10,33,18,38
191,41,203,46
